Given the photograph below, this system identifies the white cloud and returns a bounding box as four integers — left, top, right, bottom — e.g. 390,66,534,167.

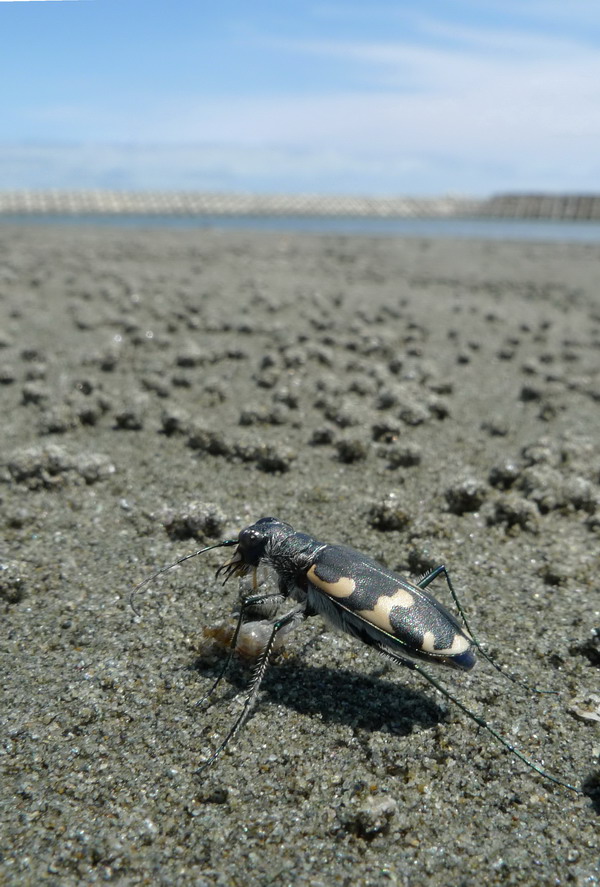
1,135,597,196
3,15,600,193
0,142,427,192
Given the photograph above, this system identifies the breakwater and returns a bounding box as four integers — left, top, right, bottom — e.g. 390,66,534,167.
0,190,599,219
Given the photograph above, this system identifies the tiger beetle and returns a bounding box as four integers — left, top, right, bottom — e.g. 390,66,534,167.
132,516,581,794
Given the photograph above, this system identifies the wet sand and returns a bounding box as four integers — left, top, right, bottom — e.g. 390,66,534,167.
1,225,599,885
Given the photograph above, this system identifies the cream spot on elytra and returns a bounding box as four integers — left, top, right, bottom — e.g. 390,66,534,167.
357,588,414,633
421,631,471,656
307,565,355,598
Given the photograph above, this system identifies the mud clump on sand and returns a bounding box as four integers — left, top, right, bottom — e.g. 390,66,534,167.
1,226,599,885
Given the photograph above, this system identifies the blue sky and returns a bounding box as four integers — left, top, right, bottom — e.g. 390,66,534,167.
1,0,599,195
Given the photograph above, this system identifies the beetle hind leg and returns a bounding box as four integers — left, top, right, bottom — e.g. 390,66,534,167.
374,641,579,794
410,661,581,794
418,565,556,695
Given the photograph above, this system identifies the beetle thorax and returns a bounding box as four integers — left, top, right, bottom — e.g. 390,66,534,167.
265,532,324,584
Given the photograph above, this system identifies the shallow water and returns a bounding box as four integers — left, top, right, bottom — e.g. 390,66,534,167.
4,212,600,242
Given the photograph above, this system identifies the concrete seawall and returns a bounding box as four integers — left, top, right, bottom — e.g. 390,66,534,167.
0,190,599,219
480,193,600,220
0,191,478,217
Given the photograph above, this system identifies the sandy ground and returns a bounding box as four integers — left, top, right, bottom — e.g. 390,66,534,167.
1,224,599,886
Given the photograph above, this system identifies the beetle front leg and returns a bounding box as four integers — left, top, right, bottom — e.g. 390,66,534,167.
196,591,286,708
196,605,307,773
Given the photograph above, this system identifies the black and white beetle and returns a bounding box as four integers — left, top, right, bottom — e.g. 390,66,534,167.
133,516,580,793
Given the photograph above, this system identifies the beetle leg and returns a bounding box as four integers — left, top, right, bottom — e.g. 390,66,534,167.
418,565,555,695
374,641,579,794
411,662,580,793
196,605,307,773
196,591,286,709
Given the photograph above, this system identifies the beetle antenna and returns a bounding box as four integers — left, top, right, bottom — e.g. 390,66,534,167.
130,539,237,616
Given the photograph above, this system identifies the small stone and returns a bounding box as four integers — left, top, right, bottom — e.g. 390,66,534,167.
187,427,231,456
568,694,600,724
386,443,422,468
369,498,410,531
25,363,47,381
0,561,28,603
521,385,543,402
71,452,116,484
99,347,120,371
445,478,487,514
562,476,598,514
485,495,539,533
0,363,16,384
114,404,145,430
22,382,50,405
521,439,556,466
310,426,335,446
160,502,227,540
339,795,398,838
160,406,190,436
376,386,402,409
73,393,106,426
141,373,171,397
427,396,450,419
538,559,575,587
7,444,115,488
38,404,78,434
396,394,430,426
176,342,206,367
254,444,296,473
481,417,510,437
371,420,402,443
323,399,363,428
272,387,299,409
254,368,279,389
335,438,368,463
516,466,564,513
488,460,521,490
21,347,45,362
497,346,516,360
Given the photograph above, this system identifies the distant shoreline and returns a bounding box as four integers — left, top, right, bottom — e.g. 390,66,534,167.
3,213,600,244
1,190,600,220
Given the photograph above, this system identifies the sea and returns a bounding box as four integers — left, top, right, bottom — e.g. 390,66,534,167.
3,214,600,243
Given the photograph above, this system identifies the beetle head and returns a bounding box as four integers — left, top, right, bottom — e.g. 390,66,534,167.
216,517,295,582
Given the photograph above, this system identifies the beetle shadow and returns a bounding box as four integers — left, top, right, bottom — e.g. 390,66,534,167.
191,653,445,736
